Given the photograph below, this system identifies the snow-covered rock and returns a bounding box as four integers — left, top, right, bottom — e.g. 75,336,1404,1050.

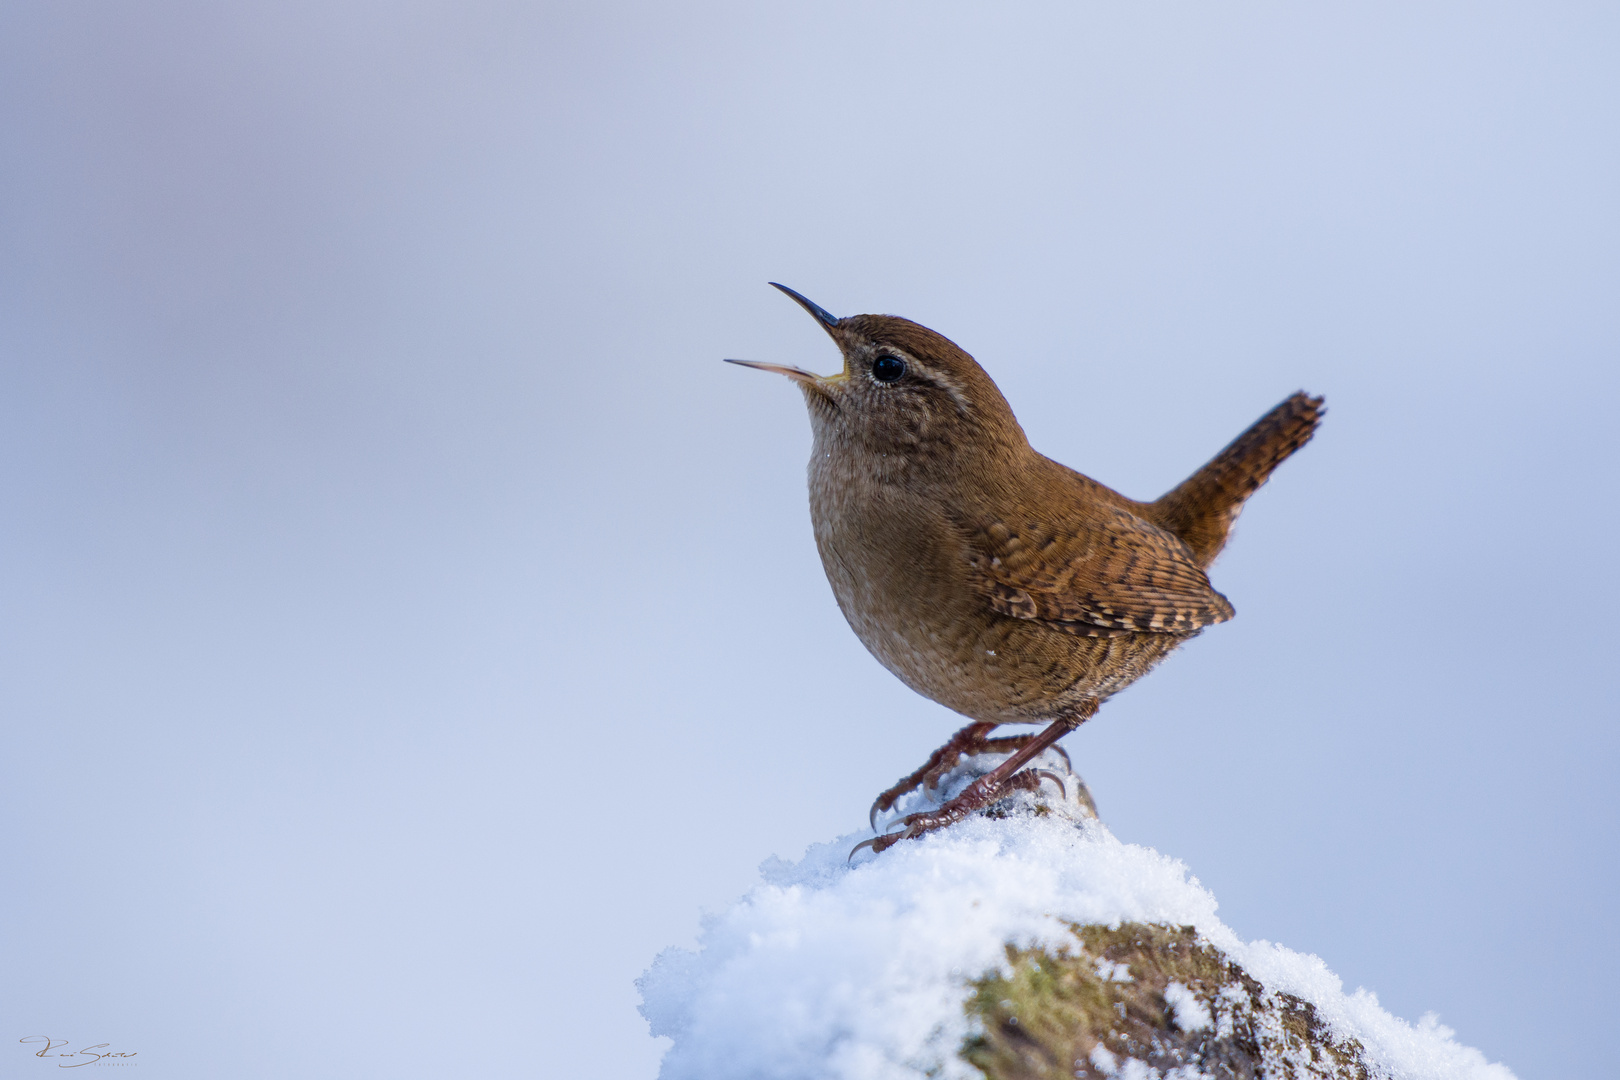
638,751,1513,1080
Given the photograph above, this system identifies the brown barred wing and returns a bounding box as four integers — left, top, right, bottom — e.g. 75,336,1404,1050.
969,506,1235,638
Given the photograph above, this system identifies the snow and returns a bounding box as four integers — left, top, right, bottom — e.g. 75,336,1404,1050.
638,758,1515,1080
1162,981,1211,1033
1096,958,1134,982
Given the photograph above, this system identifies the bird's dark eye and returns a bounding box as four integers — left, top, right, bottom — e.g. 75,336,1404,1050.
871,354,906,383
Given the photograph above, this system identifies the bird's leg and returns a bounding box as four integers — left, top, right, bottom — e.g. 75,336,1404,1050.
980,734,1071,774
868,725,1077,829
859,703,1098,856
914,731,1063,797
869,722,996,829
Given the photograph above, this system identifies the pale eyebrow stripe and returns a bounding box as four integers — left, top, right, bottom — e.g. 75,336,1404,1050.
898,355,973,416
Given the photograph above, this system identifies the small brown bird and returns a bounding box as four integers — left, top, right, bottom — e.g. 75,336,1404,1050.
729,284,1323,854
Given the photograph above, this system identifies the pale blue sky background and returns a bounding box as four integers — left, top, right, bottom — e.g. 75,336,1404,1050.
2,3,1615,1077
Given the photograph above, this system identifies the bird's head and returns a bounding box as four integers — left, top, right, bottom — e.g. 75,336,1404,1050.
727,284,1026,467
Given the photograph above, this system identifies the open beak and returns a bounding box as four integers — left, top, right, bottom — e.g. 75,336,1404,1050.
723,358,820,384
768,282,841,335
723,283,851,386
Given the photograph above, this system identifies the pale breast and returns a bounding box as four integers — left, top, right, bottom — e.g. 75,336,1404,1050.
805,439,1193,725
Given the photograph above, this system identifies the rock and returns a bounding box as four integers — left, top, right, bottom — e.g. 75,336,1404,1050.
966,922,1373,1080
639,749,1513,1080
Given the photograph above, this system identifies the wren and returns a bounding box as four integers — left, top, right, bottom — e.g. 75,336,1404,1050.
729,284,1323,853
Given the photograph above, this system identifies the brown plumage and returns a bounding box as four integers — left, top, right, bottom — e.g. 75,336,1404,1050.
729,285,1323,852
1151,391,1326,567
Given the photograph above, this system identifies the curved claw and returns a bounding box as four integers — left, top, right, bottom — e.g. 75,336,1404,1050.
848,837,882,862
1033,769,1067,798
849,828,910,862
849,817,918,861
1046,743,1073,772
870,800,912,832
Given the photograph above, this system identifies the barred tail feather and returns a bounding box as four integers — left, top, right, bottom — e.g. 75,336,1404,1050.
1151,392,1324,567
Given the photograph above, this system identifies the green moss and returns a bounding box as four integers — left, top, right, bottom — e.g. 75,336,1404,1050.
960,922,1369,1080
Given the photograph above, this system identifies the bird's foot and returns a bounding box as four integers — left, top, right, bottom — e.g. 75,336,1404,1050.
853,768,1067,857
854,706,1099,860
868,722,995,829
868,723,1073,829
